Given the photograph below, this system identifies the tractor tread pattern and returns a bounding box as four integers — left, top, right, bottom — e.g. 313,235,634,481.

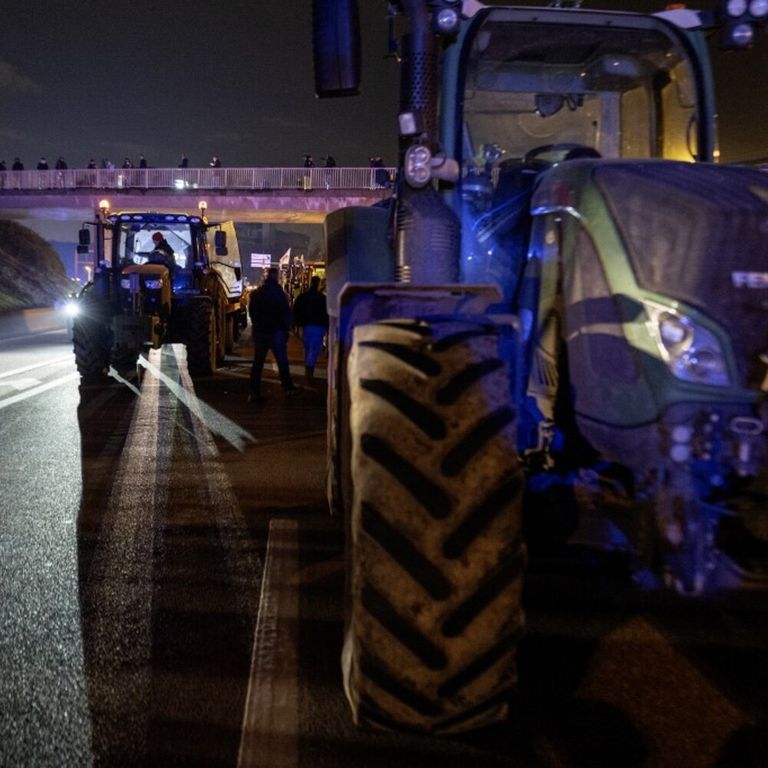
345,316,524,733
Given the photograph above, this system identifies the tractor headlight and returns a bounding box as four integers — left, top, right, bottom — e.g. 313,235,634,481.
63,300,79,318
404,144,432,188
644,302,731,387
144,279,162,290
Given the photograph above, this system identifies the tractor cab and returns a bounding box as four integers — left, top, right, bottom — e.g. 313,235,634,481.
453,7,714,306
108,212,208,295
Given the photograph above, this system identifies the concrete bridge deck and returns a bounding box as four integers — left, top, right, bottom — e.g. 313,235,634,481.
0,166,395,223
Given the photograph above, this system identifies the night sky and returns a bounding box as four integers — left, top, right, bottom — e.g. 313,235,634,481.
1,0,767,170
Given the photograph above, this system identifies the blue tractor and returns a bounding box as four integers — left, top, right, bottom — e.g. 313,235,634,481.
315,1,768,732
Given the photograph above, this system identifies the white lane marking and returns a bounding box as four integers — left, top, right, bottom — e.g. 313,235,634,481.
0,372,80,410
0,354,73,380
238,518,299,768
0,377,41,391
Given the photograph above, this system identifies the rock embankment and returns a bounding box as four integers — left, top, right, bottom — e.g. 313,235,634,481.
0,220,74,311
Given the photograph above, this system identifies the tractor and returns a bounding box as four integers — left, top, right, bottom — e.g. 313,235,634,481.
72,201,244,377
314,0,768,733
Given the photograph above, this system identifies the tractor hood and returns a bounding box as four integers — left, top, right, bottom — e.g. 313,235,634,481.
535,160,768,389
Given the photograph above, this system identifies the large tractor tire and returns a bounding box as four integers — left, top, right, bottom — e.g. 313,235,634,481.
186,297,217,376
343,317,525,733
72,295,111,378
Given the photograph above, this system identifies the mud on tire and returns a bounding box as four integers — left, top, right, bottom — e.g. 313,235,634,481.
344,316,525,733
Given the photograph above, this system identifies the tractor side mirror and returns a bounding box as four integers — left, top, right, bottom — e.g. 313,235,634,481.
214,229,228,256
77,228,90,254
313,0,361,97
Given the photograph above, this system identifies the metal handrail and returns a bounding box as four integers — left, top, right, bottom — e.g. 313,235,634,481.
0,166,397,192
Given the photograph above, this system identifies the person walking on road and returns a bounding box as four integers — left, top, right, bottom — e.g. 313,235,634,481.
248,267,297,401
292,275,328,383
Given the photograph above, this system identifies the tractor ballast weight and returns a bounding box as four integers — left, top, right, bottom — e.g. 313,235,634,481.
314,0,768,734
72,204,244,377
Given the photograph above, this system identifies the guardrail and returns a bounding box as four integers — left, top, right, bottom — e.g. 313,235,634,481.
0,166,396,193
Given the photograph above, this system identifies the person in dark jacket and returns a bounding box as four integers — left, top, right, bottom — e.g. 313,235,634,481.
12,158,24,171
292,275,329,382
248,267,297,401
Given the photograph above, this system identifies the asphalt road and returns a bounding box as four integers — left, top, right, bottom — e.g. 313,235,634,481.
1,319,766,767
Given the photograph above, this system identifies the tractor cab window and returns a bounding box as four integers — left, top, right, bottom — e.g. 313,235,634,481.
116,222,194,272
459,11,702,169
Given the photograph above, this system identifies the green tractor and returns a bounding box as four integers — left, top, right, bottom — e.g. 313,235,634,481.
315,0,768,733
72,201,244,377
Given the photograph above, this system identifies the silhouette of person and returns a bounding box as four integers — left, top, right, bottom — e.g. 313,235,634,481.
248,267,297,401
179,154,189,168
210,156,222,168
139,155,147,168
149,232,175,273
292,275,329,382
303,154,314,168
12,158,24,171
37,157,49,170
55,157,67,170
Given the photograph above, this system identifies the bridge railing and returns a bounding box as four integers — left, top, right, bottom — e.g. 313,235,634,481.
0,166,396,192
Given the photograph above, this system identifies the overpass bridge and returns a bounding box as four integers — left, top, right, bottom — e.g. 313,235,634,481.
0,166,395,224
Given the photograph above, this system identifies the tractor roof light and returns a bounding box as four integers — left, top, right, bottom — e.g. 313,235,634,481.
433,4,461,36
726,0,748,16
749,0,768,18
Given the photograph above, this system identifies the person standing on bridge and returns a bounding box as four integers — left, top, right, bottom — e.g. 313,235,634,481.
248,267,297,402
12,158,23,171
292,275,328,383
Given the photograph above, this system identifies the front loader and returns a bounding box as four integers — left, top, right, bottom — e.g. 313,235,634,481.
315,0,768,733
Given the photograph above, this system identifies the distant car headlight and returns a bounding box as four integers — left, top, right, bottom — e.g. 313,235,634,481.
144,279,163,290
644,301,731,387
63,301,80,318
